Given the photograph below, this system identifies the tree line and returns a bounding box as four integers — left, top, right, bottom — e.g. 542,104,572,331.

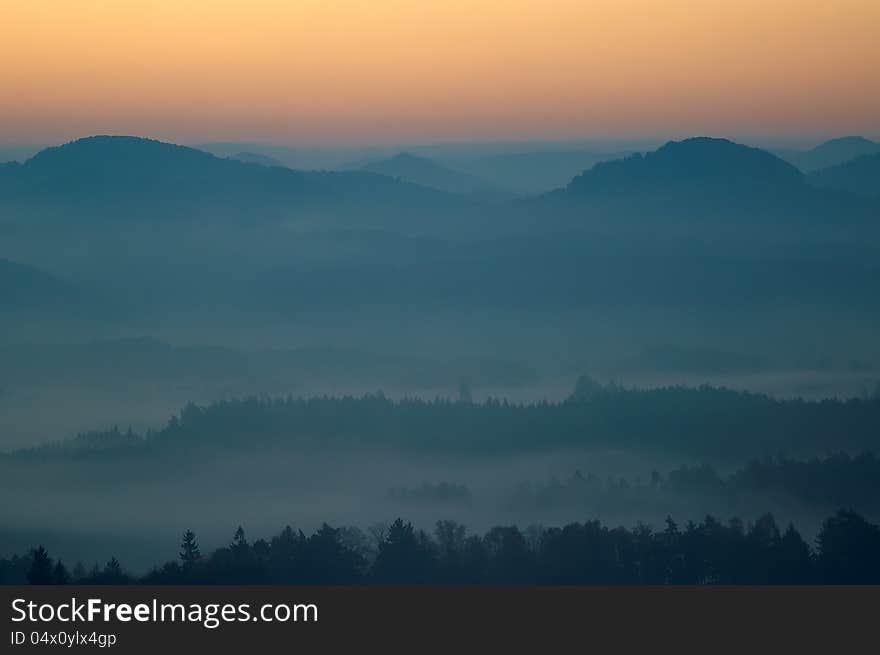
4,509,880,585
508,451,880,516
6,382,880,463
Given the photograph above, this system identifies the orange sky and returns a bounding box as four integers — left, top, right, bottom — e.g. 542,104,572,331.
2,0,878,144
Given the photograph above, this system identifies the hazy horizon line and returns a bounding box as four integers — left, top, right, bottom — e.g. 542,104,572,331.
2,132,878,158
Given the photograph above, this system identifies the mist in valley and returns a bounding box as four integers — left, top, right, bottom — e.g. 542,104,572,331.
2,134,880,575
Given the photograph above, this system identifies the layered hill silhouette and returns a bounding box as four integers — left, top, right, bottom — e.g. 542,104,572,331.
0,259,75,310
4,135,874,227
360,152,499,196
808,153,880,198
537,137,880,223
0,136,459,221
777,136,880,173
227,151,288,168
458,149,626,194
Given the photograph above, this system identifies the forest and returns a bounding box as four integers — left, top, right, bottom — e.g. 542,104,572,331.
3,384,880,574
4,509,879,585
8,380,880,463
506,451,880,518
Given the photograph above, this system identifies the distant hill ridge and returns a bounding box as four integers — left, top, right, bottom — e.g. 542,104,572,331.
807,152,880,198
0,135,458,218
0,259,74,310
360,151,497,195
565,137,804,196
1,135,874,225
228,151,288,168
530,136,880,223
777,136,880,172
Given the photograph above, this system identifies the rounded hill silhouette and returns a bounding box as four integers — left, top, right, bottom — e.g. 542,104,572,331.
566,137,804,196
0,135,458,219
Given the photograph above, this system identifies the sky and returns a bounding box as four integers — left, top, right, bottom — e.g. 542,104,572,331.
2,0,879,145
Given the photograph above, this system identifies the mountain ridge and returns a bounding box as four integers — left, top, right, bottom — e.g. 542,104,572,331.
0,135,461,220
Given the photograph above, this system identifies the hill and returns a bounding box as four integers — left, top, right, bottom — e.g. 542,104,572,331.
457,149,627,194
360,152,498,196
777,137,880,172
0,259,75,310
564,137,804,196
525,137,880,231
0,136,460,222
807,153,880,197
227,151,288,168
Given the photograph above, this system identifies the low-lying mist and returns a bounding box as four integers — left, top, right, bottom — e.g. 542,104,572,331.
3,386,879,571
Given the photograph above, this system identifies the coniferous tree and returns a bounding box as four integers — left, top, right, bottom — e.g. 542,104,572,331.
88,557,130,584
373,519,435,583
776,524,813,584
72,561,87,581
180,530,202,568
6,510,880,585
53,560,70,585
232,526,248,550
816,510,880,583
27,546,54,585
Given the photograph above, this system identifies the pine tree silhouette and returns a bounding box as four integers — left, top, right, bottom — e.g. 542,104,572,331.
180,530,202,568
53,560,70,584
27,546,54,585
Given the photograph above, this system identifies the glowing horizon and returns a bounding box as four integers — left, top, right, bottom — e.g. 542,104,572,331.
2,0,879,145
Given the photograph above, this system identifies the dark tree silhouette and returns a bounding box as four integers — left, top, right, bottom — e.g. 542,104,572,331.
7,510,880,586
12,389,880,464
26,546,54,585
776,524,813,583
816,510,880,583
52,560,70,585
373,519,435,583
180,530,201,569
484,526,536,583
